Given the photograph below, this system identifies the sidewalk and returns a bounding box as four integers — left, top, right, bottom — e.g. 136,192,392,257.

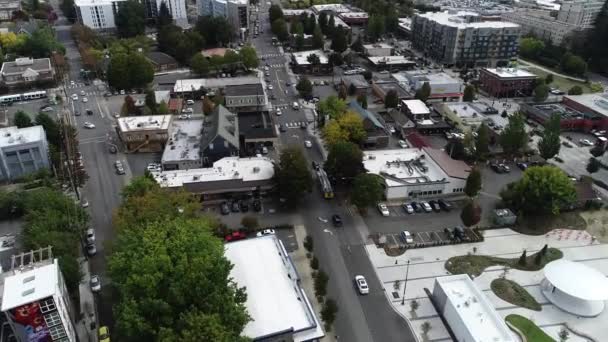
76,257,98,342
291,224,338,342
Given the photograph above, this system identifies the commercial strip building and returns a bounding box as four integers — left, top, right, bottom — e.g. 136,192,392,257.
198,0,249,38
411,11,520,67
521,93,608,132
224,83,267,112
362,148,470,200
432,275,516,342
0,57,55,88
367,56,416,70
153,156,274,200
290,50,330,74
392,71,463,102
173,76,261,93
363,43,393,57
145,52,179,72
371,81,412,102
479,67,538,98
237,111,278,155
437,101,502,133
0,126,49,181
117,115,173,152
161,117,205,170
1,249,78,342
224,235,324,341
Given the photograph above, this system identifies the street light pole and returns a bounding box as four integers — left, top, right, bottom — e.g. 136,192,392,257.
401,260,411,305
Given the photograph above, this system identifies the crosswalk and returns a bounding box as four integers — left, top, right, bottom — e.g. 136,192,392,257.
261,53,284,58
277,121,308,129
67,82,87,89
267,64,284,68
273,104,289,109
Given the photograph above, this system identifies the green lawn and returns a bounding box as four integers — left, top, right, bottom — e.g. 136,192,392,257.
526,67,593,94
506,314,556,342
445,248,563,277
491,278,541,311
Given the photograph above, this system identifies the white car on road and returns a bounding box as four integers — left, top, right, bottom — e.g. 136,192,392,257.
83,122,95,129
256,229,275,237
377,203,390,216
304,140,312,148
275,108,282,116
90,275,101,292
267,85,273,90
398,140,408,148
82,97,88,103
579,139,593,146
71,94,78,101
355,275,369,295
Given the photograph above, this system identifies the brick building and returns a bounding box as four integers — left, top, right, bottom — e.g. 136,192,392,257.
479,68,538,98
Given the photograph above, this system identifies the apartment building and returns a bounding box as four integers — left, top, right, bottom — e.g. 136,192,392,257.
142,0,188,26
502,9,578,45
0,126,49,181
558,0,605,29
75,0,125,31
198,0,249,38
411,11,520,67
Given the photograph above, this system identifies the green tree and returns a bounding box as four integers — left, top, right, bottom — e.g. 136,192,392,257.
202,97,215,115
384,89,399,108
587,157,601,174
312,25,324,50
351,37,363,52
475,124,490,159
195,16,233,47
318,96,347,119
14,111,33,128
321,299,338,331
499,112,528,155
500,166,576,215
533,84,549,102
318,12,328,33
415,82,431,102
367,14,385,41
296,77,313,98
518,250,527,266
307,53,321,66
462,85,475,102
327,14,335,35
190,53,210,76
545,74,554,84
107,53,130,90
35,112,60,147
568,85,583,95
331,27,348,53
21,26,65,58
274,146,312,207
560,52,587,76
157,1,173,27
351,173,384,211
464,168,482,198
269,4,283,22
107,52,154,90
115,0,146,38
460,199,481,227
538,114,561,160
145,89,157,114
519,37,545,59
158,100,169,114
324,141,364,182
240,45,259,70
272,19,289,42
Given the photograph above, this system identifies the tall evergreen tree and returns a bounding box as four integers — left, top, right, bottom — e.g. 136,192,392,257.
538,114,561,160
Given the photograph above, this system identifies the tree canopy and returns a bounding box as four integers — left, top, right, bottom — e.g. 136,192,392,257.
533,84,549,102
464,168,481,198
14,111,33,128
538,114,561,160
240,45,259,70
331,27,348,53
351,174,384,210
271,19,289,42
269,4,283,22
500,166,576,215
415,82,431,102
462,85,475,102
568,86,583,95
107,52,154,90
384,90,399,108
274,146,312,207
584,0,608,74
499,112,528,155
318,96,347,119
322,112,366,146
324,141,364,183
195,16,234,47
296,77,313,98
475,124,490,160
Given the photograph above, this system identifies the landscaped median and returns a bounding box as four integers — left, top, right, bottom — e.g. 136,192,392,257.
491,278,541,311
444,246,563,277
505,314,556,342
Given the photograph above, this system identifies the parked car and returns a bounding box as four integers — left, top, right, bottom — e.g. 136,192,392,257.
82,97,88,103
256,229,275,237
86,109,93,115
516,162,528,171
402,203,414,214
444,227,455,241
304,140,312,148
231,201,240,212
579,138,594,146
437,199,452,212
562,141,573,148
400,230,414,243
225,231,247,242
377,203,390,216
86,228,95,244
354,275,369,295
499,164,510,173
332,214,343,227
411,201,422,213
90,275,101,292
429,200,441,212
398,140,408,148
421,201,432,213
279,124,286,132
86,243,97,256
220,202,230,215
454,225,466,241
71,94,78,101
83,122,95,129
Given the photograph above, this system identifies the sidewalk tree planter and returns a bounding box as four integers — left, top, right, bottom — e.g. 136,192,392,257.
491,278,541,311
506,314,555,342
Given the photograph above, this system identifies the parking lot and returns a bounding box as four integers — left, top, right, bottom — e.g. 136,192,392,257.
382,225,482,249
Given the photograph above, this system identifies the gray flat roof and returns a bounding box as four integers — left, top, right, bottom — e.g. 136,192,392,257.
1,58,51,75
224,83,264,96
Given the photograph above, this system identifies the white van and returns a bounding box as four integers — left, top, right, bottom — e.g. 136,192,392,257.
186,99,195,105
292,102,300,110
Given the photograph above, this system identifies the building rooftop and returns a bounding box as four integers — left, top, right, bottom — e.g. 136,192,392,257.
1,260,58,311
0,125,46,147
282,9,313,16
435,274,515,342
200,105,239,150
368,56,416,65
341,75,368,88
74,0,125,6
174,77,260,93
417,11,520,29
224,83,264,96
291,50,329,65
484,68,537,79
339,12,369,18
238,111,277,140
162,116,203,164
117,115,172,132
224,236,324,341
564,93,608,116
200,48,233,58
153,156,274,187
0,58,51,75
154,90,171,105
403,100,430,115
544,259,608,300
311,3,351,13
374,81,412,98
145,51,177,66
363,43,392,50
348,100,384,129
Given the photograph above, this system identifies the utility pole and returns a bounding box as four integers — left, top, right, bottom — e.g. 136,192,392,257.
401,260,410,305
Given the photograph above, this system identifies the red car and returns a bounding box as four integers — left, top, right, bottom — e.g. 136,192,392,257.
225,231,247,242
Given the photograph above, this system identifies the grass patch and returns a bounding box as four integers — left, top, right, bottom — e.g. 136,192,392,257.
506,314,555,342
491,278,541,311
513,212,587,235
525,66,592,93
445,248,563,277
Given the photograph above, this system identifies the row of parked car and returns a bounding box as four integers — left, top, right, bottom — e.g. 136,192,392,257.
378,199,453,216
220,199,262,215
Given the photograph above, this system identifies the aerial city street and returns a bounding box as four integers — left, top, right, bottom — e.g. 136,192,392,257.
0,0,607,340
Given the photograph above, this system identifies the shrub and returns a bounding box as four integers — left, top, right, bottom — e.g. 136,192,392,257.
310,256,319,270
304,235,314,252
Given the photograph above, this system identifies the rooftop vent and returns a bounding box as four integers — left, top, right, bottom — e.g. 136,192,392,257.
23,275,35,284
22,288,35,297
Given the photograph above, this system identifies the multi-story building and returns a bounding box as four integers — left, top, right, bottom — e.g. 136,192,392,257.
74,0,126,31
0,0,21,21
0,57,55,88
224,84,267,112
479,67,538,98
557,0,605,29
142,0,188,27
502,9,579,45
0,125,49,181
411,11,520,67
1,249,78,342
117,115,172,152
393,71,464,102
198,0,248,38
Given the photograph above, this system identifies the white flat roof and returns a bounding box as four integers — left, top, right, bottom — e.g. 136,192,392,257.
363,149,445,187
368,56,415,65
311,3,351,13
544,259,608,300
484,68,537,78
173,76,260,92
419,72,461,84
225,236,324,341
117,115,172,132
403,99,430,115
1,260,58,311
565,93,608,116
161,117,203,163
436,274,516,342
153,157,274,187
75,0,125,6
418,11,520,28
291,50,329,65
363,43,392,49
0,125,45,148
